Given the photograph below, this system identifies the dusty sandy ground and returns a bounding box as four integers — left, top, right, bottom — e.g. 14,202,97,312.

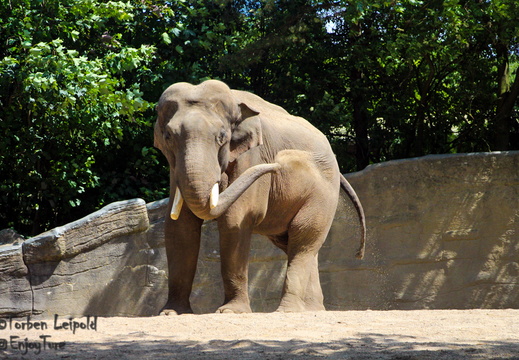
1,310,518,359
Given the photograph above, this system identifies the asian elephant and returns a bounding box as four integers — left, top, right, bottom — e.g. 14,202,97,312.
154,79,366,314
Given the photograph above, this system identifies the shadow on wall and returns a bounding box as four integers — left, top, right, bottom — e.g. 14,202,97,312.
82,199,170,317
152,219,288,314
0,152,517,318
321,152,519,310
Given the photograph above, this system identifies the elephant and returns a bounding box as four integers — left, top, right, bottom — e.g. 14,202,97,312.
154,79,366,314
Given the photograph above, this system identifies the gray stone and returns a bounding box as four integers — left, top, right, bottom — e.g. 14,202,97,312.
0,244,32,316
21,199,155,317
326,151,519,310
0,229,24,245
23,199,149,264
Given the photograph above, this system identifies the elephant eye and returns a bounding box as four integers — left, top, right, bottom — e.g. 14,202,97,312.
216,128,227,146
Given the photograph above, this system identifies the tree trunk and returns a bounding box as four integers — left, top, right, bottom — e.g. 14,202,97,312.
493,43,519,150
351,68,370,171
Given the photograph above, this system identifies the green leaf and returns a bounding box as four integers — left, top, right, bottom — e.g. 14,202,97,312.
161,32,172,45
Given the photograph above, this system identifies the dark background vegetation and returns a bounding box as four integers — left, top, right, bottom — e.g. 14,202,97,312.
1,0,518,236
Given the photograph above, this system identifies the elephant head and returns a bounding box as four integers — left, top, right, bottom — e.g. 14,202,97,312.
154,80,279,221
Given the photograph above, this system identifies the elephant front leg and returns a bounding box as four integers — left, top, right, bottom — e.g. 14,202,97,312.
216,224,253,313
161,204,203,315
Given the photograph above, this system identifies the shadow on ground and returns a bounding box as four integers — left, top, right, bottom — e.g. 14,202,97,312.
4,334,518,359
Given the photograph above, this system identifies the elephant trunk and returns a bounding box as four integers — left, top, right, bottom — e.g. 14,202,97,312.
208,163,280,219
172,162,280,221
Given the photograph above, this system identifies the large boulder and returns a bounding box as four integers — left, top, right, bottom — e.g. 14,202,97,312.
0,152,517,318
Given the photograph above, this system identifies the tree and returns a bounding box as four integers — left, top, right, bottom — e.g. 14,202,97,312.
1,0,517,235
0,0,256,235
484,0,519,150
318,0,518,167
0,0,158,235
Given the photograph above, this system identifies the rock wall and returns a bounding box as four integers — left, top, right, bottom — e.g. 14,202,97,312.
0,199,158,318
326,151,518,310
0,152,517,318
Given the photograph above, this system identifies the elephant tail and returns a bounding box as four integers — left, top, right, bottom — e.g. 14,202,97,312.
340,174,366,259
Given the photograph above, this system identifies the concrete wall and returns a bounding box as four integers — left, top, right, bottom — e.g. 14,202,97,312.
326,151,518,310
0,152,517,318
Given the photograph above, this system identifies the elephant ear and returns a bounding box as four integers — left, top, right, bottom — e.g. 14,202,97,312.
154,99,178,150
229,103,262,163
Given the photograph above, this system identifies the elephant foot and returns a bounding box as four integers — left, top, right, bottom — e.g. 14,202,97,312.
216,300,252,314
276,295,325,313
276,304,325,312
159,302,193,316
275,302,306,313
159,308,179,316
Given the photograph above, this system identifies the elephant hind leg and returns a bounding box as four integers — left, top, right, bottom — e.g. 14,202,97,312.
276,205,334,312
277,251,326,312
271,149,338,312
304,254,325,310
268,233,325,311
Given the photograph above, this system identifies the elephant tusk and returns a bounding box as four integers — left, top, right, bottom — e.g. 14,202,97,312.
210,183,219,209
170,187,183,220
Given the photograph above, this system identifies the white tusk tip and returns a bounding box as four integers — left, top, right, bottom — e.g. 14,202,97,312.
210,183,219,209
170,187,183,220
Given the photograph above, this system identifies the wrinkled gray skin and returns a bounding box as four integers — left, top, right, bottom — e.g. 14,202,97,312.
154,80,366,314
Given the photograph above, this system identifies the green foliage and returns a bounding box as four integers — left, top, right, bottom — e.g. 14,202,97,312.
0,0,164,235
298,0,518,167
1,0,518,235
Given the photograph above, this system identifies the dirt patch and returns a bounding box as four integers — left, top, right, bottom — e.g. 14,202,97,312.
1,310,518,359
